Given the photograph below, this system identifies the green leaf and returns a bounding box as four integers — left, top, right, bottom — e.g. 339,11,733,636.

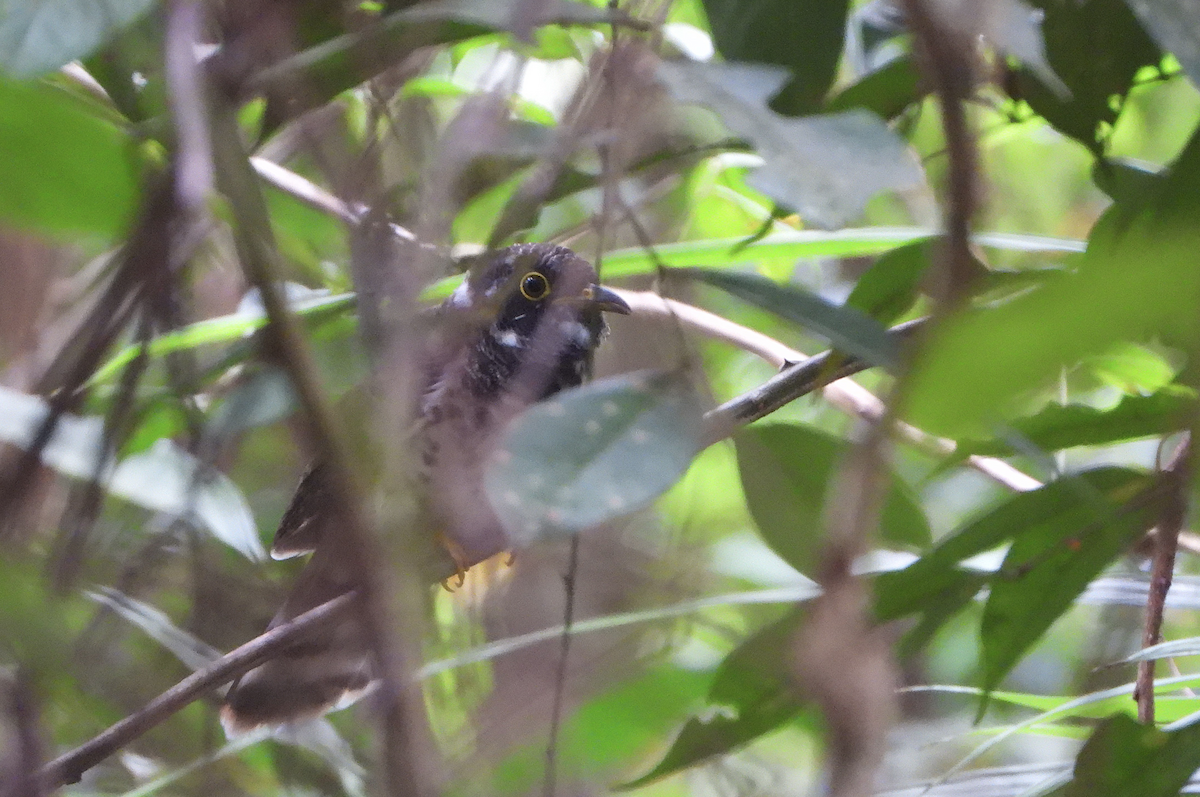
1064,713,1200,797
1121,0,1200,88
874,467,1149,622
903,122,1200,438
0,73,139,236
681,267,899,369
0,385,263,560
953,390,1195,460
0,0,157,76
824,55,922,119
485,370,704,545
657,60,921,228
701,0,850,115
844,240,932,325
736,423,931,576
980,472,1160,694
254,0,626,125
621,611,810,789
1016,0,1160,151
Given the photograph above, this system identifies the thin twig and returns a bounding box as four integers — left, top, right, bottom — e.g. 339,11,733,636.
38,592,357,789
542,536,580,797
1136,438,1191,724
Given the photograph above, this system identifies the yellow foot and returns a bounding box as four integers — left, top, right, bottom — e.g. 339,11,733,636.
438,532,469,591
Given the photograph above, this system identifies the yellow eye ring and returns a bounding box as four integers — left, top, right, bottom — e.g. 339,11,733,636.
519,271,550,301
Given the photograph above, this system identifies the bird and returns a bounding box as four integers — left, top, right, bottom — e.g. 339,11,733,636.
221,243,630,732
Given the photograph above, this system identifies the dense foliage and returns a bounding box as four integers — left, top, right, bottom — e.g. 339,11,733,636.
1,1,1200,796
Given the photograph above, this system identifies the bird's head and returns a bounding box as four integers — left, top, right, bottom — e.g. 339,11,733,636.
448,244,630,398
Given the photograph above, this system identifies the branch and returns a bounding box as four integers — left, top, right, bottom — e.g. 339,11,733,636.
618,290,1041,493
1136,438,1191,724
39,593,357,789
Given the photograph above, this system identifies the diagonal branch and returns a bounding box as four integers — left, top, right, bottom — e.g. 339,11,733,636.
39,592,357,790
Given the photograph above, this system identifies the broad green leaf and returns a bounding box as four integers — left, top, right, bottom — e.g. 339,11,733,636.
485,370,704,545
0,0,156,75
980,473,1160,694
621,611,811,788
1017,0,1160,151
874,467,1149,622
681,267,899,368
0,73,139,236
1122,0,1200,88
903,123,1200,438
701,0,850,115
0,386,263,560
824,55,922,119
736,423,931,576
1064,713,1200,797
953,390,1195,460
844,240,931,325
1083,342,1178,394
657,60,921,228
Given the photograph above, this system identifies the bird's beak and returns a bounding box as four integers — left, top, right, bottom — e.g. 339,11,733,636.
581,284,631,314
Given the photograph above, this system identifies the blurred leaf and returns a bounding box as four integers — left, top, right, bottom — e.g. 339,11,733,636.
1122,0,1200,87
1017,0,1160,151
824,55,922,119
0,386,263,560
1064,713,1200,797
111,440,265,561
1113,635,1200,665
903,122,1200,438
1083,342,1178,394
681,267,900,368
874,467,1149,622
423,228,1088,300
207,369,298,438
622,611,811,788
255,0,626,125
92,292,357,385
736,423,931,576
980,472,1160,694
953,390,1195,460
845,240,931,325
701,0,850,115
0,73,139,236
1092,157,1163,204
658,60,921,228
485,370,704,545
88,588,220,670
0,0,156,75
984,0,1070,97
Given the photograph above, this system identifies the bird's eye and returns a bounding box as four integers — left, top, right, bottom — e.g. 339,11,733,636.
519,271,550,301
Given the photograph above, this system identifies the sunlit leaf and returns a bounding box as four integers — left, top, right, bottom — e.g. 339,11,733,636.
903,124,1200,438
485,370,704,545
1122,0,1200,88
736,423,931,576
0,73,139,236
1017,0,1160,150
657,60,921,228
